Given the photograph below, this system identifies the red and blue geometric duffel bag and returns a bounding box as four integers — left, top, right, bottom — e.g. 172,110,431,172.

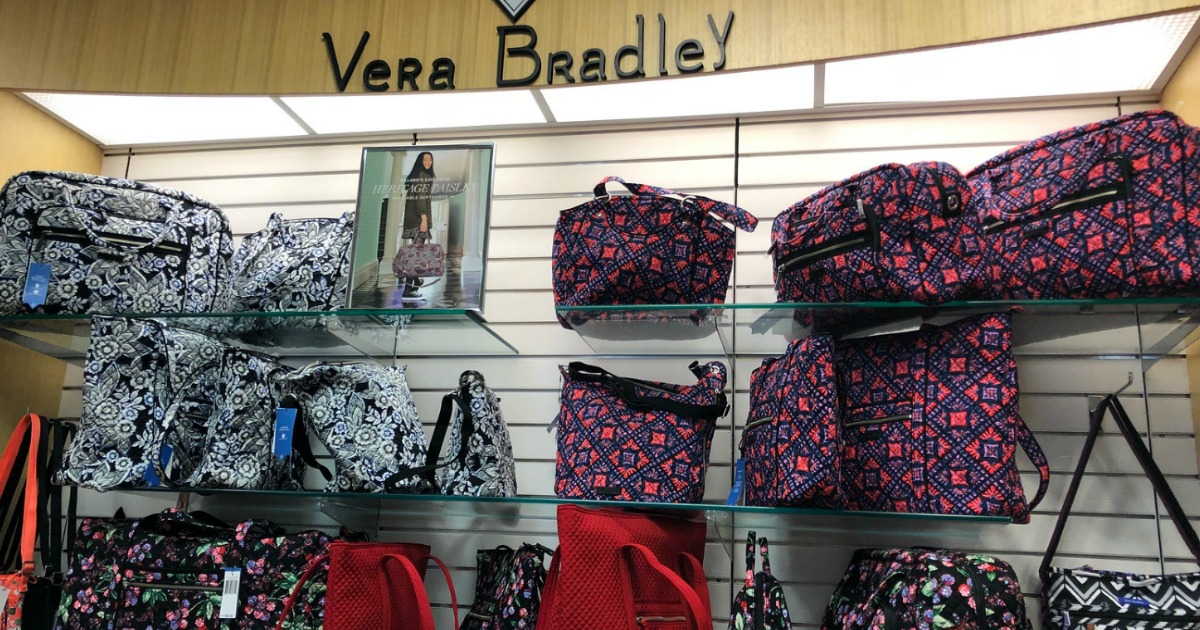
771,161,984,305
967,109,1200,299
552,177,757,328
835,311,1049,523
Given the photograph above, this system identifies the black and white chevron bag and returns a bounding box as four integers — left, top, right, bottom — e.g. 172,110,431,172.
1041,395,1200,629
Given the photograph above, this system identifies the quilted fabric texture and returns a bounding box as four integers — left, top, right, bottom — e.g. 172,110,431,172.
437,371,518,497
279,362,430,493
184,347,305,490
554,361,728,504
835,312,1049,522
968,109,1200,299
54,316,224,490
552,177,757,328
772,162,983,306
741,334,844,508
227,212,353,312
53,509,330,630
821,548,1031,629
729,533,792,630
0,170,233,314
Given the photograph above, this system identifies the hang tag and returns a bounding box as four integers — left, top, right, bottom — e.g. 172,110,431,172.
725,458,746,506
143,445,173,487
22,262,50,308
273,408,297,459
219,567,241,619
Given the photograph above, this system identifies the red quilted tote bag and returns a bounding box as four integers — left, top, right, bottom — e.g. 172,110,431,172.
539,505,711,630
275,541,458,630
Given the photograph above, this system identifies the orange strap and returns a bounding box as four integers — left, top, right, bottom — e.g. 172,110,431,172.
0,415,41,577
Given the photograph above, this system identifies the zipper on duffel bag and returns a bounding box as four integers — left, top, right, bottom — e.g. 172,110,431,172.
637,615,687,626
123,581,222,592
775,199,879,273
35,226,187,256
843,413,911,429
982,157,1130,237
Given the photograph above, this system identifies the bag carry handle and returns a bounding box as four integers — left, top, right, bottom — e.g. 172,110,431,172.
0,415,42,577
621,544,711,629
57,203,181,256
0,418,33,570
382,391,456,491
273,553,331,630
1015,414,1051,514
1041,395,1200,576
567,362,728,421
592,176,758,232
380,553,459,630
37,418,77,579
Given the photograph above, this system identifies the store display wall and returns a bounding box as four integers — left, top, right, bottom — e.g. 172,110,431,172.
53,99,1200,628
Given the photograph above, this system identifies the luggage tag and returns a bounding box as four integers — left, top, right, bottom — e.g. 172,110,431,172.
219,567,241,618
273,407,298,459
22,262,51,308
725,458,745,505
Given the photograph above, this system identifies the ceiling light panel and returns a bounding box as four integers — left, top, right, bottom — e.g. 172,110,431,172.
825,10,1200,105
539,65,815,123
22,93,308,146
281,90,546,134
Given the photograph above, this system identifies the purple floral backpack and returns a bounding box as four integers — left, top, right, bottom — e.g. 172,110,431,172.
460,543,551,630
729,532,791,630
552,177,757,328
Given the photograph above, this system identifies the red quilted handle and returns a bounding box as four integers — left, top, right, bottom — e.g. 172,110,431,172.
382,553,435,630
622,543,711,629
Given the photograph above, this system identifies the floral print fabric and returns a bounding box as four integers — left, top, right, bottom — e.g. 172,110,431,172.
0,171,232,315
53,509,330,630
438,371,518,497
729,532,791,630
54,316,224,490
184,348,304,490
279,362,429,493
821,547,1031,630
461,544,549,630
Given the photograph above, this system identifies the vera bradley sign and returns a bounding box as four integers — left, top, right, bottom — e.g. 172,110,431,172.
321,1,736,91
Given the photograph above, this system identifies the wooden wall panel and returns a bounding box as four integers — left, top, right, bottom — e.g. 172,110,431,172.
0,0,1196,93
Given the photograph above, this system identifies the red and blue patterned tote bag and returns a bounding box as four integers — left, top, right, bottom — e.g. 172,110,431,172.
740,333,844,508
552,177,757,328
729,532,792,630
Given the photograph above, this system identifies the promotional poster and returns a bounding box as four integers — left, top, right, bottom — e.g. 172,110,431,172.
348,144,495,310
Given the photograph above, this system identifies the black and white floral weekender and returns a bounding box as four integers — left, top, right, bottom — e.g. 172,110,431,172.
224,212,354,314
280,362,433,493
54,316,224,490
183,347,304,490
437,370,517,497
0,171,233,315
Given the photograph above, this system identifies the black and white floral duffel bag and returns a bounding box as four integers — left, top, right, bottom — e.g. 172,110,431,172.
280,361,435,493
224,212,354,314
0,171,233,315
54,316,225,490
437,370,517,497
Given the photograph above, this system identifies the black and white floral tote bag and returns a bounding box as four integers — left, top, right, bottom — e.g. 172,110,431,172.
279,362,433,493
54,316,224,490
437,371,517,497
225,212,353,314
183,347,305,490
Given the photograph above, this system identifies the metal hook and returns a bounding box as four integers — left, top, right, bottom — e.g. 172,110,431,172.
1113,371,1134,397
412,133,418,146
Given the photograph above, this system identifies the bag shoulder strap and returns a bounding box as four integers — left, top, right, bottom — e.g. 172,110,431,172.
0,415,42,577
382,393,455,491
592,177,758,232
566,362,729,421
743,531,756,588
1015,415,1050,513
273,552,331,630
1041,395,1200,575
623,543,711,629
0,416,33,571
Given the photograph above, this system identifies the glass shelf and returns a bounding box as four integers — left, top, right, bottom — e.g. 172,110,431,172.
0,308,517,363
558,298,1200,361
112,487,1013,535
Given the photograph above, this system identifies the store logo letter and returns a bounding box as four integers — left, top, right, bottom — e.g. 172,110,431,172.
494,0,535,23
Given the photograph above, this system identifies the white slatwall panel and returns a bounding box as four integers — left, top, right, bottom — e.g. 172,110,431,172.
61,99,1198,629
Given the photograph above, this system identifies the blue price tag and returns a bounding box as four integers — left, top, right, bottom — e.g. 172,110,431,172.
22,262,50,308
725,458,745,506
273,408,297,459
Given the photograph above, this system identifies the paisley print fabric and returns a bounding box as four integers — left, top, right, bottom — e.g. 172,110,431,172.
53,509,330,630
279,362,430,493
54,316,224,490
772,161,981,306
729,532,791,630
0,171,232,315
461,544,550,630
438,371,518,498
552,177,757,329
822,547,1031,630
184,348,304,490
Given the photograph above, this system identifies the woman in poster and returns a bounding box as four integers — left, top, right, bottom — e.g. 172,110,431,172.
400,151,435,296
